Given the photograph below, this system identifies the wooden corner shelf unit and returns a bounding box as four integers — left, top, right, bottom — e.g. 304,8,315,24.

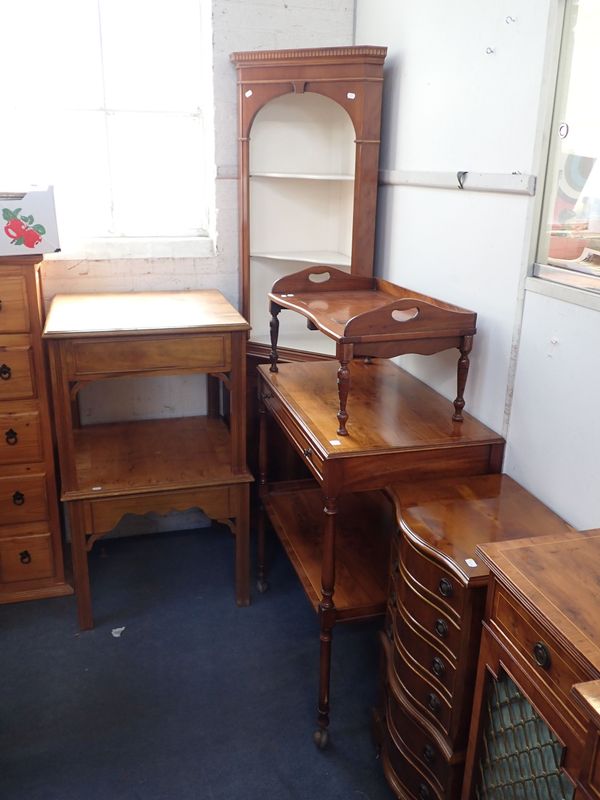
43,290,253,630
230,45,387,360
268,265,477,435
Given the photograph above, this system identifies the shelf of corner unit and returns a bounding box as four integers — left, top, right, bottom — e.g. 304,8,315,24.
262,480,394,621
267,266,478,435
251,172,354,181
251,250,351,267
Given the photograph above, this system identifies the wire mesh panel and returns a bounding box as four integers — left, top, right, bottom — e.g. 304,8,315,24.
475,670,575,800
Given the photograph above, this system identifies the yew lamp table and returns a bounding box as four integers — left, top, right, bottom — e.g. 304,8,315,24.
43,290,252,631
268,266,477,435
257,357,504,747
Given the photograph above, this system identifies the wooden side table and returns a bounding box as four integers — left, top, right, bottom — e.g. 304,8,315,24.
257,358,505,747
43,290,253,630
461,530,600,799
268,266,477,434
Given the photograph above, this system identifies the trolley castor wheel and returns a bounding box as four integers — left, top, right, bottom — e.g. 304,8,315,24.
313,728,329,749
257,578,268,593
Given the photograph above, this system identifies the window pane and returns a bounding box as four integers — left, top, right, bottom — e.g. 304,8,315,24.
100,0,205,112
538,0,600,278
0,0,104,113
107,111,206,237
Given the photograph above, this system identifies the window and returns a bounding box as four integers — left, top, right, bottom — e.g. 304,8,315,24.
535,0,600,293
0,0,213,257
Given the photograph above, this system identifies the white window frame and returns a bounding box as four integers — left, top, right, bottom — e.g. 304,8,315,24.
529,0,600,310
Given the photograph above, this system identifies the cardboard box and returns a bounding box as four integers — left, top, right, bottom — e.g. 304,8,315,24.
0,186,60,256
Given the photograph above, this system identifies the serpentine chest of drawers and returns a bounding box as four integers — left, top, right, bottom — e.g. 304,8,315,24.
377,474,573,800
0,256,71,602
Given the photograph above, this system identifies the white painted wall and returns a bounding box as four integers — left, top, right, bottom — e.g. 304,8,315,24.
356,0,600,529
503,290,600,529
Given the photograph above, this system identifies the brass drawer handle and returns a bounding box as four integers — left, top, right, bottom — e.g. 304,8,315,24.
5,428,18,446
431,656,445,678
418,783,431,800
438,577,454,598
426,692,441,714
303,447,313,460
533,641,551,669
0,363,12,381
434,618,448,638
19,550,32,564
422,743,436,766
12,491,25,506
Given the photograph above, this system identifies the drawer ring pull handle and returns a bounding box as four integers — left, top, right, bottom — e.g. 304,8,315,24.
303,447,313,459
431,656,445,678
5,428,18,446
434,618,448,638
439,577,454,598
19,550,32,564
422,743,436,766
0,363,12,381
418,783,431,800
533,641,551,669
12,491,25,506
427,692,441,714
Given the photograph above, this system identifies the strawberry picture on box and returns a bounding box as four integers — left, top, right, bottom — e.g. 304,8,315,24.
2,207,46,248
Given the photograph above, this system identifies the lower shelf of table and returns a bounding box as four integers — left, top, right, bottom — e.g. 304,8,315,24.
262,481,394,621
62,416,251,500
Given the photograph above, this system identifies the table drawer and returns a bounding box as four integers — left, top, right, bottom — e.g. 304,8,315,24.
0,473,48,525
0,275,30,333
69,334,231,377
381,720,443,800
395,565,462,660
392,628,452,738
0,533,54,582
262,389,325,479
0,336,35,401
385,684,452,793
391,597,456,698
0,410,43,465
491,586,590,729
88,485,236,534
399,532,465,621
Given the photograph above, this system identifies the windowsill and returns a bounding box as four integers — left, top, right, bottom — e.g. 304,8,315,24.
42,236,216,261
526,268,600,312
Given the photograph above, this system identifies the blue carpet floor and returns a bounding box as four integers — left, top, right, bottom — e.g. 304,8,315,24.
0,527,394,799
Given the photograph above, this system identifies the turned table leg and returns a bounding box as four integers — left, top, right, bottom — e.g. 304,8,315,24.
453,334,473,422
257,394,269,593
269,303,281,373
314,496,338,749
234,482,250,606
336,359,351,436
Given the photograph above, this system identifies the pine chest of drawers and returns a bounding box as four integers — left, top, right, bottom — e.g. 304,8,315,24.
377,474,573,800
0,256,71,602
